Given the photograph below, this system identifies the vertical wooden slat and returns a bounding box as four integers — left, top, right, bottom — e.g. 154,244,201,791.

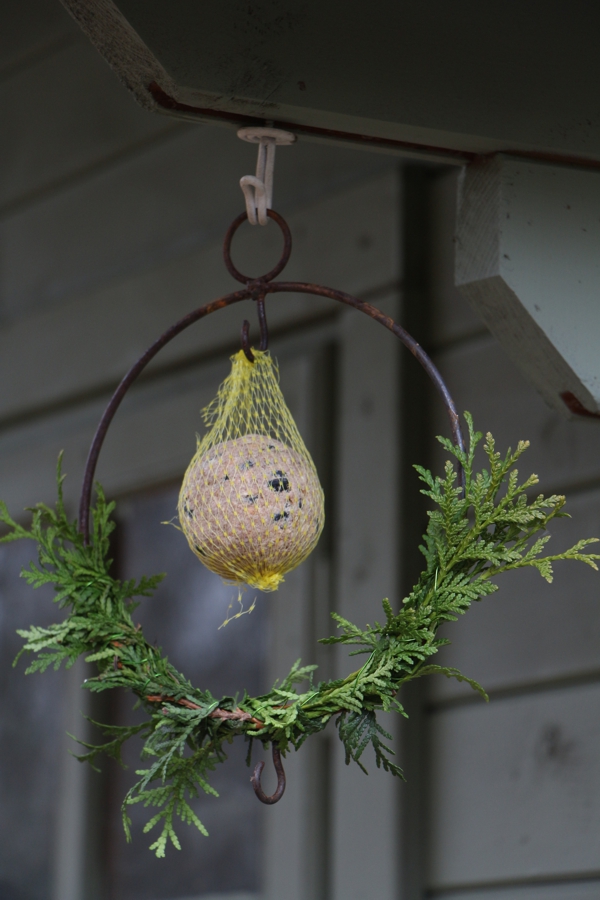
398,166,439,900
330,283,401,900
263,353,320,900
52,661,92,900
424,154,600,899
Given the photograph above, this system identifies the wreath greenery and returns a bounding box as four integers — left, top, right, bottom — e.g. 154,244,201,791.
1,413,598,857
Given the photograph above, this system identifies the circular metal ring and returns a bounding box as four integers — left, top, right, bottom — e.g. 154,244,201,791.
223,209,292,284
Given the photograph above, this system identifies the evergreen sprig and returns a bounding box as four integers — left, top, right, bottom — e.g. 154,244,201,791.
1,415,598,856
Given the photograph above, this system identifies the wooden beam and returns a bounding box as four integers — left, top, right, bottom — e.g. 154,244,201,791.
456,156,600,417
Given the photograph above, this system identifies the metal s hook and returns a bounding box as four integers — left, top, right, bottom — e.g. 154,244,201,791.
251,744,286,804
240,297,268,361
241,319,255,362
237,127,296,225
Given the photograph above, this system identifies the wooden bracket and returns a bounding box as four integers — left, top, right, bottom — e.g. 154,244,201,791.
456,155,600,418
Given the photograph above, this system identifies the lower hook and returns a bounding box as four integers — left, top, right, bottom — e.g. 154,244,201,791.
251,744,286,804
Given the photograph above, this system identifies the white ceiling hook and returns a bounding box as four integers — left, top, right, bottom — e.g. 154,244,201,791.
237,127,296,226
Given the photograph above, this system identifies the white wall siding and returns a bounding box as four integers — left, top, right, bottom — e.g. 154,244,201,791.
423,166,600,900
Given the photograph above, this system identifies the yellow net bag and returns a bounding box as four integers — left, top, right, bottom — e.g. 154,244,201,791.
178,349,325,592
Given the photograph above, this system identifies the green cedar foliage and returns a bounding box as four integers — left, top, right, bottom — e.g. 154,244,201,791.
1,414,598,856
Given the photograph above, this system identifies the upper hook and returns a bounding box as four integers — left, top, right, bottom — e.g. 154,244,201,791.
251,743,286,804
241,319,255,363
256,297,269,351
238,127,296,226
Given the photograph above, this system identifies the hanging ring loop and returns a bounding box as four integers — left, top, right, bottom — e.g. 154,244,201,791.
251,744,286,804
223,210,292,285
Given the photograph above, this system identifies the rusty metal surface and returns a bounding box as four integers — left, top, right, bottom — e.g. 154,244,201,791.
561,391,600,419
223,209,293,285
148,83,600,176
147,83,475,167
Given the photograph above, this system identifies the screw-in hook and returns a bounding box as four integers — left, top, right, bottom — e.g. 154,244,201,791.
251,744,286,804
237,127,296,226
241,320,255,363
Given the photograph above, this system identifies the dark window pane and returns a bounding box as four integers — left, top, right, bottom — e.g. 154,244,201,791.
0,541,67,900
107,486,267,900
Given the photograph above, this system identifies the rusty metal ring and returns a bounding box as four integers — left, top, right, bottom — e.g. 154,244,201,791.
223,209,292,284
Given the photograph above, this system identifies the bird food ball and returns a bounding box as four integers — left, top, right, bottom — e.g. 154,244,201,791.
178,434,324,591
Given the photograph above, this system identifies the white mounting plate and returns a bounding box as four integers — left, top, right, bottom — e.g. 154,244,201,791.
237,127,296,146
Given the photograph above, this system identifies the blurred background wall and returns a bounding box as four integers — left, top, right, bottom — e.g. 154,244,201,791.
1,3,600,900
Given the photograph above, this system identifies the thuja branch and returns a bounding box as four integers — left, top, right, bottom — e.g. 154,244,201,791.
1,415,598,856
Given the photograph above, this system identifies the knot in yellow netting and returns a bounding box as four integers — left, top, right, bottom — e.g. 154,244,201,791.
178,349,325,591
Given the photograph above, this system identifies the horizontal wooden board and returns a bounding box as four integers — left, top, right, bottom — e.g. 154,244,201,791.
0,320,337,515
433,878,600,900
0,354,221,516
0,0,76,76
428,682,600,888
0,123,389,317
0,170,399,424
429,486,600,701
173,895,257,900
431,333,600,494
0,39,170,215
